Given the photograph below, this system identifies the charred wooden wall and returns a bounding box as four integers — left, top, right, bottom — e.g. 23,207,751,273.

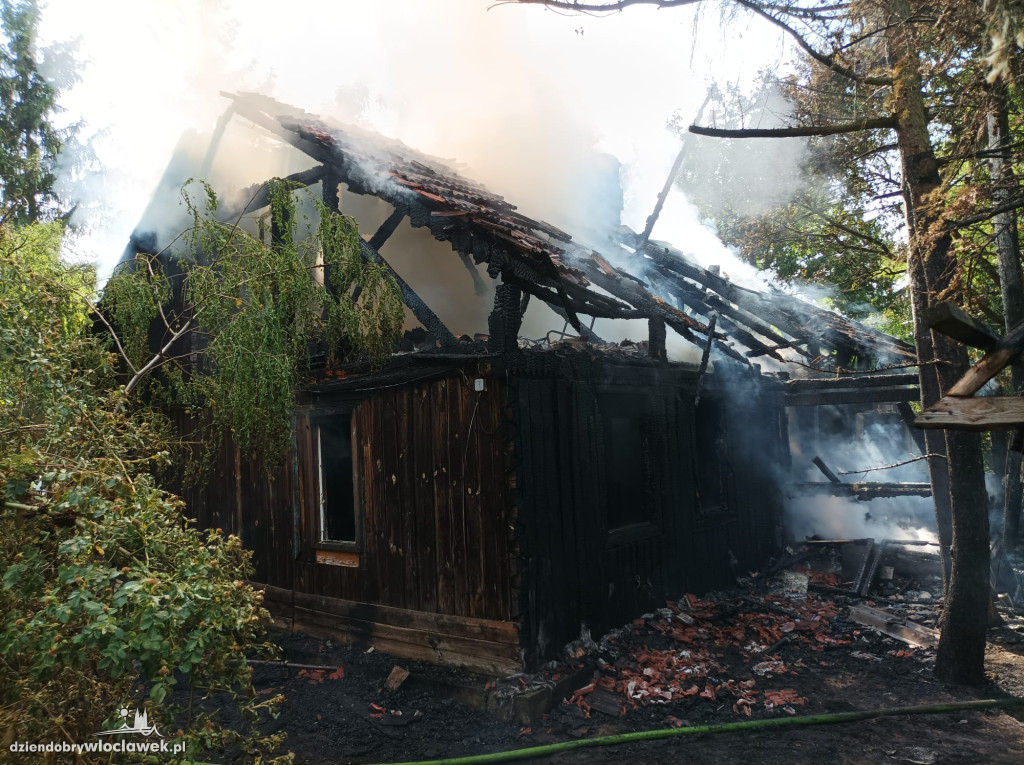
176,365,520,674
290,372,514,622
178,350,784,674
174,412,296,591
506,351,784,667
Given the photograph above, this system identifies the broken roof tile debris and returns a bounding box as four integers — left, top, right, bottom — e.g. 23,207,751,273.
549,587,850,721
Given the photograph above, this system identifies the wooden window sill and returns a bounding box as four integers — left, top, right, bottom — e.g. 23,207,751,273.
315,549,360,568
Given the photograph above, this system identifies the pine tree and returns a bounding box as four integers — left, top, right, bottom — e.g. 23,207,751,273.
0,0,69,223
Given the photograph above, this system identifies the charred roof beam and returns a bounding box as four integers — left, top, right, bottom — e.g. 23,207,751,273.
637,239,819,350
458,252,489,296
642,269,786,361
223,92,912,368
366,207,405,250
620,229,916,365
570,251,749,364
502,273,643,321
357,238,457,348
716,315,786,362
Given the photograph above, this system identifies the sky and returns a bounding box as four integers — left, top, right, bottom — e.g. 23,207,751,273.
37,0,793,279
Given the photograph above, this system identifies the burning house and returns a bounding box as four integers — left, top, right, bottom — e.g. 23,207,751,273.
123,93,924,675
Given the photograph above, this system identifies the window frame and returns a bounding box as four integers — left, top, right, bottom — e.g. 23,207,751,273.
310,406,363,554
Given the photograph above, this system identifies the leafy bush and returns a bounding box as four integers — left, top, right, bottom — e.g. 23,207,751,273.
0,224,291,763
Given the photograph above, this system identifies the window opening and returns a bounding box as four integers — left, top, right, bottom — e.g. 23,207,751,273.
316,412,357,546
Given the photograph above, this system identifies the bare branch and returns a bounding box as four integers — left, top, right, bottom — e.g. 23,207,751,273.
796,203,894,256
123,319,193,396
837,20,908,52
731,0,893,86
690,115,898,138
501,0,896,87
948,194,1024,229
142,253,174,332
77,296,138,375
853,142,899,161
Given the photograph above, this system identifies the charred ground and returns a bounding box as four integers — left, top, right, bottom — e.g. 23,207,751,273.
222,547,1024,765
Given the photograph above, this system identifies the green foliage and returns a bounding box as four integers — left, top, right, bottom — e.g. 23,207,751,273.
710,198,907,319
0,0,73,223
102,179,403,470
674,75,910,324
0,224,291,763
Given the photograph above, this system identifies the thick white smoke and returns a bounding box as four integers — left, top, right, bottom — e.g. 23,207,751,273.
786,411,940,542
38,0,791,283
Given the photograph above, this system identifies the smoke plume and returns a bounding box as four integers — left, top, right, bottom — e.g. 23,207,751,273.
38,0,790,285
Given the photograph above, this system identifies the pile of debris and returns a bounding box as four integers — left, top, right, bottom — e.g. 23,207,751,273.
544,586,857,729
520,538,1024,737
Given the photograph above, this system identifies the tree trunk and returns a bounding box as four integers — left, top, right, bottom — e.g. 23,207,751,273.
988,86,1024,545
905,249,954,583
888,8,956,583
888,0,990,685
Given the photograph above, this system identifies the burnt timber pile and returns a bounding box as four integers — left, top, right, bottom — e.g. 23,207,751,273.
131,92,930,675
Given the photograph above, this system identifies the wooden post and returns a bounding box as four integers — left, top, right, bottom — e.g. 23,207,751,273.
693,313,718,409
488,282,523,354
648,318,666,361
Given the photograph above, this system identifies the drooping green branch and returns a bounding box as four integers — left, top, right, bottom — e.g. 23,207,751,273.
0,223,291,761
101,178,404,469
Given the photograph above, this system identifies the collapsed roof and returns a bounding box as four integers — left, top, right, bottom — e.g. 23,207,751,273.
172,91,920,371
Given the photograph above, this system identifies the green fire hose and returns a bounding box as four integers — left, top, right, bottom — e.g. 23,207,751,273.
371,697,1023,765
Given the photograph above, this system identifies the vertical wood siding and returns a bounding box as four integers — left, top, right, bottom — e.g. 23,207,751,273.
511,366,785,667
337,374,513,621
178,356,783,672
174,411,295,590
175,371,514,624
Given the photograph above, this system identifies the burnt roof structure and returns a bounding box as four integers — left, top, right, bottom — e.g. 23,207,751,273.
217,91,916,372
